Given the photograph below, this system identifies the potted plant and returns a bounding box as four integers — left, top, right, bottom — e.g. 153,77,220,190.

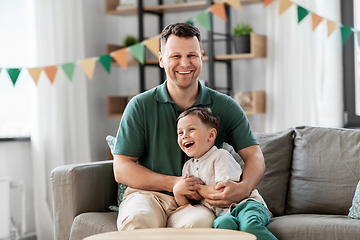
232,23,253,54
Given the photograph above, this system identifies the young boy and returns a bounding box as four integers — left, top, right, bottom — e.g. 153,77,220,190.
174,107,277,240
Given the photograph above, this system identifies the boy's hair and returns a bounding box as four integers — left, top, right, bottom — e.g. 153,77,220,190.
176,107,220,132
160,22,203,51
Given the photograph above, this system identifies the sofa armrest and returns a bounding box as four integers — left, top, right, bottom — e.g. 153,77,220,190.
51,160,117,240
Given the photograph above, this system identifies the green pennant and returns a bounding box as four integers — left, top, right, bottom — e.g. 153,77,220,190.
357,31,360,48
99,54,112,74
186,19,194,26
128,43,145,65
7,68,21,86
61,62,76,81
341,25,353,44
297,5,309,23
194,11,211,31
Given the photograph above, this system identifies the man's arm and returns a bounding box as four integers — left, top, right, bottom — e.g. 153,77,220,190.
113,154,178,192
204,145,265,207
113,154,204,201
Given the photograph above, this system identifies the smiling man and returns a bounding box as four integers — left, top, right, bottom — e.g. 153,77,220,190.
112,22,265,231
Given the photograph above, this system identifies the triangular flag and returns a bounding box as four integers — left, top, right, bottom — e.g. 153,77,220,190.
194,10,211,31
112,48,128,69
327,20,340,37
61,62,76,81
80,58,96,80
225,0,241,12
297,5,309,23
7,68,21,86
99,54,112,74
28,67,42,85
279,0,293,16
340,25,353,44
264,0,275,8
357,31,360,48
311,13,323,31
143,35,160,57
186,19,194,26
209,2,227,22
43,66,58,84
128,43,145,65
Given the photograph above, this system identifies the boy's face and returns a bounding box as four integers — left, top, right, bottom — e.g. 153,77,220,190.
177,114,216,159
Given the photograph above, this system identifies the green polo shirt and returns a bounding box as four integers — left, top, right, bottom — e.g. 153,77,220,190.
113,80,258,178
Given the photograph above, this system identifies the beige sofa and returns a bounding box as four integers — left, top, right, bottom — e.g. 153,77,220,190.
51,126,360,240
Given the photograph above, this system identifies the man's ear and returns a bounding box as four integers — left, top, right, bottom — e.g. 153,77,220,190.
159,51,164,68
208,128,217,142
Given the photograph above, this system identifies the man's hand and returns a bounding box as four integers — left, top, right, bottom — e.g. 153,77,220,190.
204,180,251,208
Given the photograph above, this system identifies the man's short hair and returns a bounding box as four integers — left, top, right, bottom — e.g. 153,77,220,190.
176,107,220,132
160,22,202,51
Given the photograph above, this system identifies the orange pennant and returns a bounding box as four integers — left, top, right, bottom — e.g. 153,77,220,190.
311,13,323,31
279,0,293,16
264,0,275,8
143,35,160,57
80,58,96,80
209,2,227,22
112,48,128,69
43,65,57,84
225,0,241,12
327,19,340,37
28,67,42,85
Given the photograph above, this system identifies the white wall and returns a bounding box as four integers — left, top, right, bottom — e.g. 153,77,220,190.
83,0,267,161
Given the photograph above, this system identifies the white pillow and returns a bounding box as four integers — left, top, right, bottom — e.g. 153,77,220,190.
348,180,360,219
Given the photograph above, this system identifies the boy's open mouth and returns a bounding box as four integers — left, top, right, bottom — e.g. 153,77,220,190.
184,142,194,149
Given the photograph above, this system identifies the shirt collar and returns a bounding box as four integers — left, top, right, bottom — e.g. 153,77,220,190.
156,80,212,107
196,145,218,163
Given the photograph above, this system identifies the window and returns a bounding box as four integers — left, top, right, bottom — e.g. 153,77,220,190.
342,0,360,127
0,0,35,138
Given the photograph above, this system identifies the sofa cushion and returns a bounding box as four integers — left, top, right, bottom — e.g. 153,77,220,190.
69,212,118,240
224,128,295,217
267,214,360,240
286,126,360,215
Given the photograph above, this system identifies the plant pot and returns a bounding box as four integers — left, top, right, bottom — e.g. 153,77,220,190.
233,35,251,54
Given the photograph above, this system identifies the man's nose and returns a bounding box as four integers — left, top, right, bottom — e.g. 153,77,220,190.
179,57,190,67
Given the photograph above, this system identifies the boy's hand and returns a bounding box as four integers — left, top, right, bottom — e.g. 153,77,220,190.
173,174,203,205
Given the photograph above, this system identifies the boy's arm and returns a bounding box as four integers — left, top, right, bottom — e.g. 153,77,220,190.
173,174,202,206
197,185,223,198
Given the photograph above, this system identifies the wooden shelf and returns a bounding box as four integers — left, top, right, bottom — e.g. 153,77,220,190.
107,96,129,118
234,90,266,115
104,0,264,15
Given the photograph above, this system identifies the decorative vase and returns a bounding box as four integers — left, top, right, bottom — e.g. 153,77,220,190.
233,35,251,54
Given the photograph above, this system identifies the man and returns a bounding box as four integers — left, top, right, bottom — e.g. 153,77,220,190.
112,22,265,230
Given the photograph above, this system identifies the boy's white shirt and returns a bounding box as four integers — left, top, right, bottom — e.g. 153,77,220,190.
182,145,271,217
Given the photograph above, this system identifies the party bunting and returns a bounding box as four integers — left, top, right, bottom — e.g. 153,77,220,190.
209,2,227,22
194,10,211,31
311,13,323,31
143,35,160,57
28,67,42,85
112,48,129,69
279,0,293,16
358,31,360,48
341,25,353,44
44,66,58,84
128,43,145,65
61,62,76,81
225,0,241,12
186,19,194,26
7,68,21,86
99,54,112,74
264,0,275,8
297,5,309,23
327,20,340,37
80,58,96,80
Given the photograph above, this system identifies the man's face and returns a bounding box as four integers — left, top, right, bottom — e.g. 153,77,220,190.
159,35,203,90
